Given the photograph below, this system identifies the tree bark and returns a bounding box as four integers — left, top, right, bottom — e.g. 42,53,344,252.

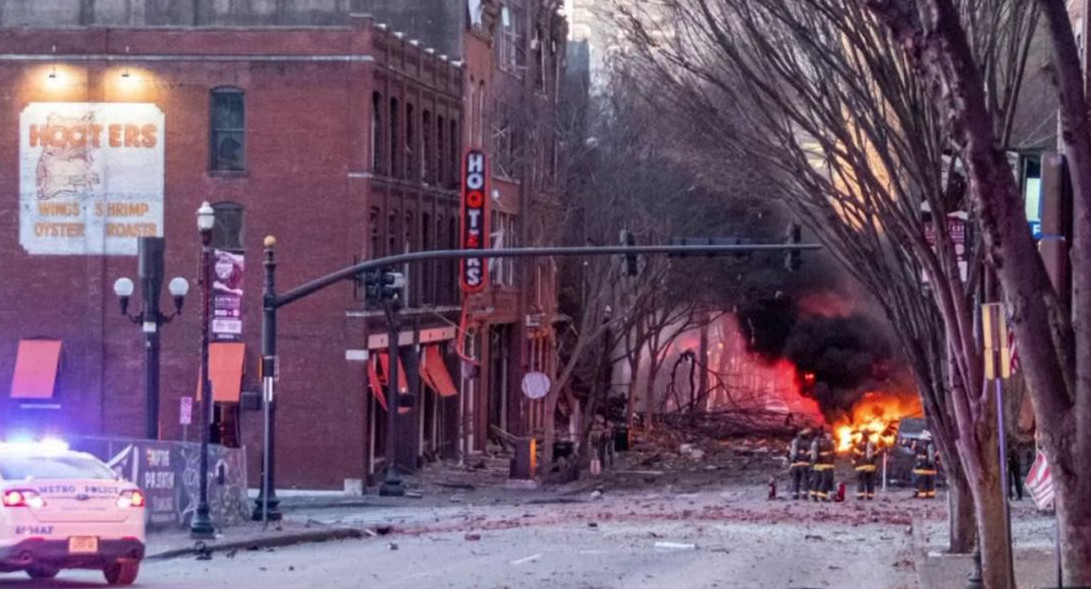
947,465,977,554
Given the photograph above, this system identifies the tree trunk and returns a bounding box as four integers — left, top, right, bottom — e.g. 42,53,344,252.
968,463,1013,589
947,465,977,554
1055,477,1091,584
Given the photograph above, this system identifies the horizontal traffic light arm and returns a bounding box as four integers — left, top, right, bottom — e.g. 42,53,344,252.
273,243,823,309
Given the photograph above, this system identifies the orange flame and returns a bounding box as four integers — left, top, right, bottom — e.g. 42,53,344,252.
834,391,923,453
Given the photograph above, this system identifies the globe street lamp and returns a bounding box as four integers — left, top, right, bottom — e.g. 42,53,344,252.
112,237,189,440
190,201,217,540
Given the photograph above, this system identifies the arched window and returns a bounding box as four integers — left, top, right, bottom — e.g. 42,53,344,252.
371,92,383,172
422,110,432,182
390,98,400,178
210,87,246,172
406,103,415,180
437,115,446,185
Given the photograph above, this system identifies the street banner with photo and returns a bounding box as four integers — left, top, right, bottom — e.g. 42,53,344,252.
922,210,970,283
212,249,245,340
19,102,164,256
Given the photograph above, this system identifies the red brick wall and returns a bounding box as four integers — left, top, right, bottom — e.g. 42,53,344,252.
0,18,461,489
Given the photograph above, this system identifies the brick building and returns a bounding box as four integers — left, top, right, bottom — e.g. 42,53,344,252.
362,0,567,478
0,7,468,490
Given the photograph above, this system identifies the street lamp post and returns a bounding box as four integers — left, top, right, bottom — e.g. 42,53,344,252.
251,236,282,522
190,201,217,540
112,237,189,440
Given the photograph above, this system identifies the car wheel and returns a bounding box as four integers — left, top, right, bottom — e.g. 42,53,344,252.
103,559,139,586
26,565,59,579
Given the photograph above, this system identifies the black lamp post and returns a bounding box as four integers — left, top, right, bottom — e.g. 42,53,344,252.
113,237,189,440
252,236,282,522
190,201,217,540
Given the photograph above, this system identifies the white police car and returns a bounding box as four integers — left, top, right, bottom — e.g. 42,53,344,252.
0,440,144,585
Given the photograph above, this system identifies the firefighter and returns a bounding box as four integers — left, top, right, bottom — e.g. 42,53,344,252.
810,427,835,501
852,431,878,500
787,428,813,500
912,430,939,499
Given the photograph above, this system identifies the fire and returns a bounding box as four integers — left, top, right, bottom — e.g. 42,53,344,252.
834,391,923,453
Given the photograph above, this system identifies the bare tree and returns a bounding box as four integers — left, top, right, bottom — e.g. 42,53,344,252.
867,0,1091,583
612,0,1039,569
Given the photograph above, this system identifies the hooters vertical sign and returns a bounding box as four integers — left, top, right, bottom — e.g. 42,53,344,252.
460,149,490,292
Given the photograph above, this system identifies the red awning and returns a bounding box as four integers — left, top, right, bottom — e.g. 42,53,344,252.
197,342,246,402
11,340,62,399
368,355,387,411
375,353,411,413
422,346,458,397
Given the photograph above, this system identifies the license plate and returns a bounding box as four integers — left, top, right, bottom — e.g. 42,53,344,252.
68,536,98,554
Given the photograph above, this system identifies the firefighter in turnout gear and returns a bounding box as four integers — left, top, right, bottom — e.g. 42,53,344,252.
852,431,879,500
787,428,813,500
810,427,835,501
912,430,940,499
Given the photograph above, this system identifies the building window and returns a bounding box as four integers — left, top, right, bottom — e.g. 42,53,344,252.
498,6,524,72
372,92,383,172
210,87,245,172
437,115,446,186
211,202,245,251
422,212,433,303
390,98,400,178
369,206,381,258
450,119,460,188
388,210,398,256
490,212,516,287
422,110,432,182
492,101,514,178
448,215,458,299
406,103,416,182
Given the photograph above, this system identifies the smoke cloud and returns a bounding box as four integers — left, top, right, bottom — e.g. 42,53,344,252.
738,294,904,420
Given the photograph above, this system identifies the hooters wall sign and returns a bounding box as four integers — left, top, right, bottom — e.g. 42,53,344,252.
460,150,490,292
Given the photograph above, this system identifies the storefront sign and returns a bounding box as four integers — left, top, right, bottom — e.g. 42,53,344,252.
19,102,165,256
212,250,245,340
460,150,490,292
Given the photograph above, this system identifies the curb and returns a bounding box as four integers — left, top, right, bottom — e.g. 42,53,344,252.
146,528,364,561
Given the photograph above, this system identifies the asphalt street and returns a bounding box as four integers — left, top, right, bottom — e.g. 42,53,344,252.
3,517,917,589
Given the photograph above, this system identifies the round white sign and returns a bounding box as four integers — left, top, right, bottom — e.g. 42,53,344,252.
521,372,551,400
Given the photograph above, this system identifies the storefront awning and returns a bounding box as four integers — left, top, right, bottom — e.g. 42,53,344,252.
367,356,388,411
197,342,245,402
11,340,62,399
422,346,458,398
375,353,411,413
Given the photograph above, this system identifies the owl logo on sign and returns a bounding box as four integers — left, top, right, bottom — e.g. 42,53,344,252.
35,111,101,201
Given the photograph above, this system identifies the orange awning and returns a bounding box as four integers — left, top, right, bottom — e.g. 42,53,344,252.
377,353,409,393
11,340,62,399
368,355,388,411
422,345,458,397
197,342,245,402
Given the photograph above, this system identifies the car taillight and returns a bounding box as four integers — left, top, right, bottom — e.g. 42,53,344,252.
117,490,145,508
3,490,44,509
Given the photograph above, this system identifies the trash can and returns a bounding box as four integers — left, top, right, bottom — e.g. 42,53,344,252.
614,425,631,452
510,438,537,480
553,440,574,461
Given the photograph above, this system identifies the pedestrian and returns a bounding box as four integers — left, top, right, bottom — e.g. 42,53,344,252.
1007,436,1023,501
912,430,939,499
852,431,878,500
787,428,813,500
810,427,835,502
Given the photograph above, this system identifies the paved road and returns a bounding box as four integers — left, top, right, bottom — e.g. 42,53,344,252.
7,518,917,589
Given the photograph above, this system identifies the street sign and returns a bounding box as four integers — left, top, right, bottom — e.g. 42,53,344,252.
1025,450,1055,510
522,372,551,400
982,303,1012,380
179,396,193,426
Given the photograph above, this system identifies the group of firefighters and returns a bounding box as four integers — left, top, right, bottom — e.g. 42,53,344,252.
786,426,940,501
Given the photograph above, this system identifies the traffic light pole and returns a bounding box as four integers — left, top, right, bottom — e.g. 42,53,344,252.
379,298,406,496
253,240,820,510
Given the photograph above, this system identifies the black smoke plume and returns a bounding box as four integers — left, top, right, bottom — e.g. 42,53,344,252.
738,295,901,420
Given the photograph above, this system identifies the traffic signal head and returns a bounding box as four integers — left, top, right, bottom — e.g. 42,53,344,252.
620,230,638,276
785,222,802,272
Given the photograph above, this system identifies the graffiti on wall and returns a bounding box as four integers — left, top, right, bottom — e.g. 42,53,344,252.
75,437,249,531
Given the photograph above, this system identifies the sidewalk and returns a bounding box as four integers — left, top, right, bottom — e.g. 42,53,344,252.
913,500,1065,589
145,519,366,560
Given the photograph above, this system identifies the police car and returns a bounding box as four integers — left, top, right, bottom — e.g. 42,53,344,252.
0,440,144,585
